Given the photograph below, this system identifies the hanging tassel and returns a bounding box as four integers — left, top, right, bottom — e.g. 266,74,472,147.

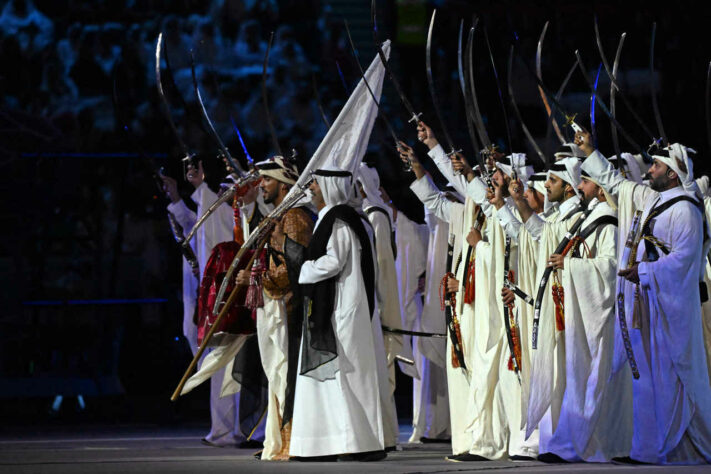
440,272,464,368
463,257,476,304
245,250,265,309
507,315,522,372
552,271,565,331
233,193,244,246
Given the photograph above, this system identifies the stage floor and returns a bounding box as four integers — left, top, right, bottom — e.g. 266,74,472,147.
1,425,709,473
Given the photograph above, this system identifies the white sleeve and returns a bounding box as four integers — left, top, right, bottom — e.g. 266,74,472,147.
299,221,352,284
524,213,546,241
410,174,452,223
167,199,197,238
495,204,522,241
428,143,468,196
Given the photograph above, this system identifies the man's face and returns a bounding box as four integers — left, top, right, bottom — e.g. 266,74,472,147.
309,179,325,208
524,187,544,213
260,176,280,204
492,169,510,196
648,159,675,192
545,174,568,203
577,178,599,206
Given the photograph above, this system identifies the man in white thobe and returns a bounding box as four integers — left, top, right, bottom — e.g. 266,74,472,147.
235,156,313,460
577,132,711,464
290,166,385,461
410,206,451,442
398,135,480,460
509,167,632,461
357,163,403,450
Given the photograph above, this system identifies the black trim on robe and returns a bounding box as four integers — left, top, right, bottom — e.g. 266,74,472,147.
299,204,375,377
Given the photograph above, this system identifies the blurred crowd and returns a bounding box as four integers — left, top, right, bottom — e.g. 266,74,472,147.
0,0,361,160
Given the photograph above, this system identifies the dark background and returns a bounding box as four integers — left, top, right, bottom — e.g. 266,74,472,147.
1,0,710,429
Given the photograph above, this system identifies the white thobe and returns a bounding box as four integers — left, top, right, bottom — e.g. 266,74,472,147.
290,216,384,456
534,201,633,461
190,182,243,445
393,210,428,378
410,208,451,442
462,180,538,460
583,150,711,464
167,199,199,355
365,205,401,448
410,174,474,456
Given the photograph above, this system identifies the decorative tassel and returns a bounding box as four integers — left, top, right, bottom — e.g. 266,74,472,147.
440,272,464,368
508,316,522,372
245,251,265,309
463,258,476,304
552,271,565,331
233,193,244,246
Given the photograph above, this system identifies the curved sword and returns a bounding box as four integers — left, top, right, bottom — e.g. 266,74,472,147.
510,42,585,137
590,62,603,149
262,32,283,156
466,20,493,151
155,33,195,179
189,51,245,177
543,61,578,156
463,26,489,181
344,19,399,147
706,62,711,155
371,0,422,124
203,64,254,168
575,51,653,163
594,17,657,144
610,33,627,169
483,25,513,154
649,22,668,148
426,10,460,156
507,46,547,166
536,21,565,145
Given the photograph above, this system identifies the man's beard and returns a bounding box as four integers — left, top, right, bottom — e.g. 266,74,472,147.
649,174,671,192
263,187,278,204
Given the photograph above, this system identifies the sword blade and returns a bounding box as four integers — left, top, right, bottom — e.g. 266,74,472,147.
371,0,422,123
536,21,565,145
463,26,487,174
575,51,653,163
594,17,656,143
649,22,668,147
610,33,627,169
155,34,194,169
189,51,244,177
483,25,513,154
590,62,602,149
262,32,283,156
344,19,399,145
426,9,458,154
466,19,492,149
507,46,547,167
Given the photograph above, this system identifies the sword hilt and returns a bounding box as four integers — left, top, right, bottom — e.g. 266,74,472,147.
446,148,463,157
408,112,423,124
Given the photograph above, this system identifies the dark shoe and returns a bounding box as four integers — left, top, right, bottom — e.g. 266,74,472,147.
291,455,339,462
201,438,226,448
384,446,397,452
445,453,490,462
238,439,264,449
253,450,262,460
537,452,569,463
338,450,388,462
420,437,451,444
611,456,647,465
510,455,536,461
